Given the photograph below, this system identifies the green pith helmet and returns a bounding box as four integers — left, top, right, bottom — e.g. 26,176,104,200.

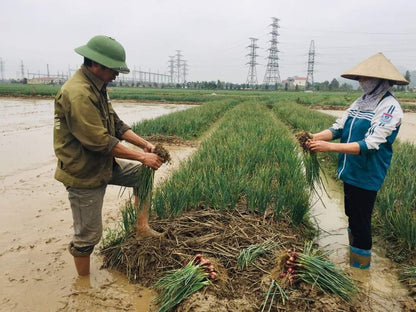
75,35,130,74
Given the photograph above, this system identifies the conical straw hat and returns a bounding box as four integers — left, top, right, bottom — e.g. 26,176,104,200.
341,52,409,85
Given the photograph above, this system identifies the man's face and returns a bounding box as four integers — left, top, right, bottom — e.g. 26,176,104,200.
93,64,119,83
98,66,119,83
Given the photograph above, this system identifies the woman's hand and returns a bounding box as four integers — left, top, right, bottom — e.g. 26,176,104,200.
308,140,333,152
307,140,360,155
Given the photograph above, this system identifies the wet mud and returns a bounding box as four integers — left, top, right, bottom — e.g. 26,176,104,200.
0,98,415,311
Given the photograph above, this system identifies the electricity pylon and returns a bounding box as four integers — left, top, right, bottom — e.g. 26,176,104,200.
306,40,315,90
263,17,281,86
246,37,259,86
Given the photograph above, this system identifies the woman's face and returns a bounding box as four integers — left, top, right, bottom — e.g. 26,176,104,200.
359,77,380,94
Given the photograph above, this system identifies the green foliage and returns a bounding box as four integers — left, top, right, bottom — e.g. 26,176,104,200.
131,99,238,140
399,265,416,286
153,262,210,312
0,83,60,96
261,280,288,310
269,99,339,176
79,88,416,259
153,101,310,225
376,142,416,250
101,200,138,249
237,239,280,270
297,242,359,301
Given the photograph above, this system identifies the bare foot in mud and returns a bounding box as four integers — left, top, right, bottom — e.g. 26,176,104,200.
136,228,165,240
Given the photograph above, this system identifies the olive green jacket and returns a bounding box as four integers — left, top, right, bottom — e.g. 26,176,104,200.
53,65,130,188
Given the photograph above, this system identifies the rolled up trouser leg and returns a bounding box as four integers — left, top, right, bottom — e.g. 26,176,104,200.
350,246,371,269
67,185,106,256
68,241,95,257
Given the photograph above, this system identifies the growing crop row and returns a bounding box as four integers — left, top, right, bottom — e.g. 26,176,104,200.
376,141,416,250
0,84,60,96
152,101,310,225
131,98,239,140
268,98,339,172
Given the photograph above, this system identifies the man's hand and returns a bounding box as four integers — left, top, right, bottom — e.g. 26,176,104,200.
141,152,163,170
143,142,155,153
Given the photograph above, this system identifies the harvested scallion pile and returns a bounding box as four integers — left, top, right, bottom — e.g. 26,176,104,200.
295,241,359,301
153,261,210,312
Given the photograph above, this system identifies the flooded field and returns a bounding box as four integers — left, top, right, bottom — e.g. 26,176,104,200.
0,97,196,311
0,98,414,311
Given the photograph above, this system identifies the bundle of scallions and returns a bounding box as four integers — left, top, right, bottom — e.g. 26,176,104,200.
295,131,325,193
295,241,359,301
153,261,210,312
136,144,171,209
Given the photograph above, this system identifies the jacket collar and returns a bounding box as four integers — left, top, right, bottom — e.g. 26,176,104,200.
81,65,107,92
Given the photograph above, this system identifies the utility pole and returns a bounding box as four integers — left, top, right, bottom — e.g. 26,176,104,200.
175,50,182,84
132,66,137,84
182,60,188,84
20,60,25,79
263,17,281,86
0,58,4,81
246,37,259,87
168,56,175,84
306,40,315,90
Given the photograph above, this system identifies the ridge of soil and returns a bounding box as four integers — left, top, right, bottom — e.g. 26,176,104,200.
100,205,413,311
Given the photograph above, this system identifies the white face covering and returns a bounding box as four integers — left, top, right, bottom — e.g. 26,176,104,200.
359,78,381,94
356,78,391,110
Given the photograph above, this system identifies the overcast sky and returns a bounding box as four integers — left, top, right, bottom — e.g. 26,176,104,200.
1,0,415,83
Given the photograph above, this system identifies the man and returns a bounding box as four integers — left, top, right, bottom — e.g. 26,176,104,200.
54,35,163,276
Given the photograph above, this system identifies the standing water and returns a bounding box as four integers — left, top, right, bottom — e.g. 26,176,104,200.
312,171,410,311
0,97,196,311
1,98,414,311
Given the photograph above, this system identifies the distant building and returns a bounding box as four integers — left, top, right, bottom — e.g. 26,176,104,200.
282,76,307,89
28,76,65,85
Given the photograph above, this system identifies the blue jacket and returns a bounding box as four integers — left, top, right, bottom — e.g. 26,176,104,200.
329,92,403,191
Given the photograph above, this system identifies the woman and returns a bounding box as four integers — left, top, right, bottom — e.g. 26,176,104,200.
308,53,409,269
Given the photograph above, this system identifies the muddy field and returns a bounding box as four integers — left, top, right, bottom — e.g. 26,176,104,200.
0,97,415,312
0,98,196,311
